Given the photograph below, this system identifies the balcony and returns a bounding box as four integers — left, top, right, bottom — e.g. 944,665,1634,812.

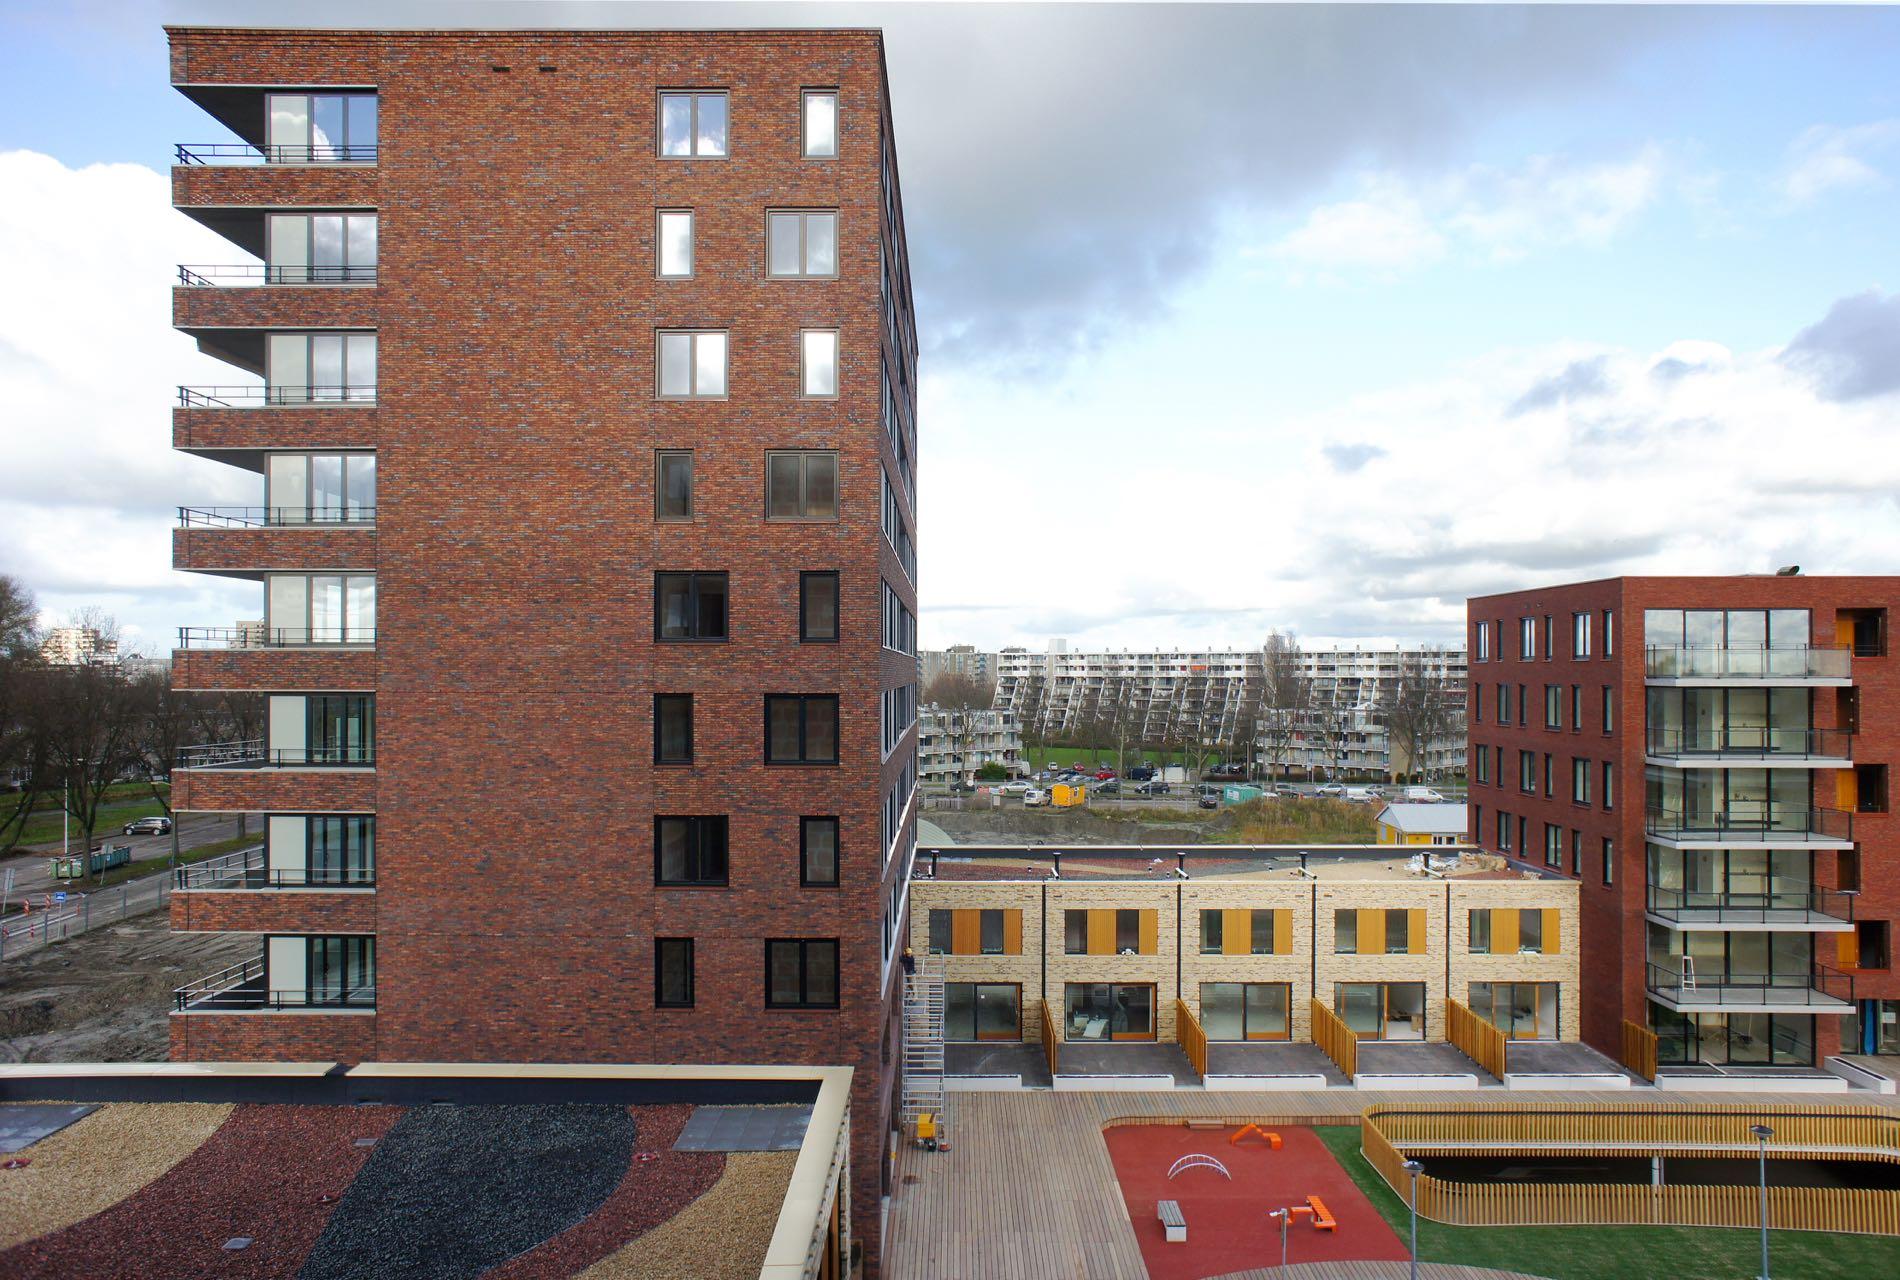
173,627,375,694
179,506,375,530
1645,726,1853,769
178,263,377,287
173,956,376,1012
1645,885,1855,932
179,624,374,648
175,846,375,891
171,848,376,934
1645,961,1854,1014
1646,806,1853,849
178,385,376,408
175,402,376,465
1645,646,1851,685
173,523,375,580
177,740,374,769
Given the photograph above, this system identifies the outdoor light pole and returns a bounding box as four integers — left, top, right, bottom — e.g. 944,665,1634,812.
1752,1123,1774,1279
1267,1207,1288,1269
1402,1159,1424,1280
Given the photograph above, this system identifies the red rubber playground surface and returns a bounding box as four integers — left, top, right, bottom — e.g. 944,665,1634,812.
1103,1123,1407,1280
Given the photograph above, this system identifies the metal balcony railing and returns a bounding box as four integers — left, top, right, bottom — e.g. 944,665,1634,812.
173,955,376,1011
1646,805,1853,843
1645,646,1852,681
174,142,378,165
1645,726,1853,761
175,846,374,891
1646,961,1854,1008
1646,884,1856,926
177,386,377,408
177,264,378,287
178,506,377,528
177,626,375,650
175,740,375,769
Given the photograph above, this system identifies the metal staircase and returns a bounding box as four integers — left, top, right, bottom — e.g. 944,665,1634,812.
899,954,947,1143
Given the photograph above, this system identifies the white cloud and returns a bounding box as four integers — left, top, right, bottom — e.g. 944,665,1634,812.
1782,120,1900,203
1271,182,1447,271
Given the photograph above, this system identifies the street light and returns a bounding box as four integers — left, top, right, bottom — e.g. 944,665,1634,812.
1402,1159,1424,1280
1266,1206,1288,1269
1751,1123,1774,1279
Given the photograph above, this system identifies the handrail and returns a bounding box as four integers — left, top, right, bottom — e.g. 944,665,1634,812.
1646,805,1853,842
174,847,374,890
1646,726,1851,759
177,263,378,286
173,955,264,1008
1646,960,1854,1006
178,505,377,528
1645,644,1852,680
175,142,378,165
178,385,377,407
177,626,376,650
175,740,375,769
178,984,377,1012
1646,884,1855,923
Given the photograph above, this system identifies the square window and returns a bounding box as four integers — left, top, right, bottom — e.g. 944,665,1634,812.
655,450,693,521
765,938,838,1008
655,938,694,1007
801,817,839,886
801,329,839,398
800,571,840,642
803,89,838,157
657,209,693,278
657,330,727,399
659,91,727,157
655,816,728,885
654,694,693,764
765,694,840,764
654,572,728,641
766,210,839,278
766,450,839,520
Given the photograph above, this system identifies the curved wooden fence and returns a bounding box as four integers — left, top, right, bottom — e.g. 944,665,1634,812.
1445,999,1507,1078
1362,1103,1900,1236
1310,998,1357,1077
1175,999,1208,1079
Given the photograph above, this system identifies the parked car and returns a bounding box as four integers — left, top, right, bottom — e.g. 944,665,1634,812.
123,816,172,836
1204,763,1249,782
1095,778,1122,795
1022,789,1049,807
1094,769,1116,781
1345,786,1379,802
999,780,1033,795
1127,765,1157,782
1404,786,1448,803
1315,782,1347,797
1070,761,1086,771
1135,780,1171,796
1198,789,1220,810
948,780,977,794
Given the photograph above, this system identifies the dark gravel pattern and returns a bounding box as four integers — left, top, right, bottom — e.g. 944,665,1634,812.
298,1104,635,1280
480,1105,725,1280
0,1103,401,1280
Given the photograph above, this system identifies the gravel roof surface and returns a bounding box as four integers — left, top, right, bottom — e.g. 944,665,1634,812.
574,1150,798,1280
0,1103,400,1279
298,1103,636,1280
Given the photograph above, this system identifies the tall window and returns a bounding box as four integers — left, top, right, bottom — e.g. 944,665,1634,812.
1602,837,1615,886
1468,909,1491,953
802,89,838,157
266,453,375,524
882,581,916,654
654,694,693,765
654,572,728,641
801,817,839,886
1520,617,1536,658
1333,909,1358,953
1199,910,1224,954
656,209,693,278
655,938,694,1007
1572,611,1592,658
267,213,376,283
659,91,727,157
1544,685,1562,729
1602,686,1615,733
1572,757,1590,805
765,939,839,1008
655,816,728,885
1497,683,1510,723
267,332,375,402
1474,746,1490,784
767,210,839,278
1603,762,1615,810
801,330,840,398
1518,750,1536,794
655,450,693,521
1544,823,1562,868
1496,810,1512,850
766,694,840,764
657,330,727,399
1475,620,1491,661
1472,683,1483,723
800,571,840,642
266,92,376,163
268,573,375,645
1570,684,1583,731
766,451,838,520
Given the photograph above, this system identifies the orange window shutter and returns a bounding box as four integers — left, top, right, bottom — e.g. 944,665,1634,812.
951,909,980,956
1003,909,1023,955
1088,909,1114,956
1838,930,1861,969
1408,908,1427,955
1836,615,1856,647
1495,908,1520,955
1838,770,1858,811
1223,909,1250,956
1543,908,1562,955
1358,908,1384,956
1139,909,1159,955
1274,908,1293,955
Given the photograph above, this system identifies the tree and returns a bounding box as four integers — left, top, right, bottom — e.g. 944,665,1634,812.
41,660,149,883
925,672,994,784
0,574,40,660
0,576,47,850
1380,651,1459,783
1257,631,1311,782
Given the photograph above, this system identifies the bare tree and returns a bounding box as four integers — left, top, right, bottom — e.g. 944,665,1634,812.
1257,632,1311,783
925,672,994,783
0,576,47,850
41,661,149,883
1379,651,1459,783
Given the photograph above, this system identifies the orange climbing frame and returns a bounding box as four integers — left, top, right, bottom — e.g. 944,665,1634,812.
1229,1124,1283,1149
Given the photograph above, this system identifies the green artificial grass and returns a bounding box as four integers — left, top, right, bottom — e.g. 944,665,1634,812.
1313,1124,1900,1280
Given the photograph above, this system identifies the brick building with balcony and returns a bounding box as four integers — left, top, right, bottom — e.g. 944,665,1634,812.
161,26,920,1266
1465,575,1896,1073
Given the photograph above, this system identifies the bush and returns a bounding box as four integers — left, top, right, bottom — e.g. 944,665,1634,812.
976,761,1008,781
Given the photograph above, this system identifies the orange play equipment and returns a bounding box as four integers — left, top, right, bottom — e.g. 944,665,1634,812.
1228,1124,1282,1149
1306,1195,1337,1231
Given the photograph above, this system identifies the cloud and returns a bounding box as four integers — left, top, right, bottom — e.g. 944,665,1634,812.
1780,289,1900,401
1273,184,1447,271
1782,120,1900,203
1321,443,1387,474
1506,355,1613,416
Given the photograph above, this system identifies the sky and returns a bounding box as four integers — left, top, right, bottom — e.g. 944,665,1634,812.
2,1,1898,658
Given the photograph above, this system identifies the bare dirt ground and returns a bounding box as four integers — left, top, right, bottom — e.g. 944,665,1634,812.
0,912,252,1063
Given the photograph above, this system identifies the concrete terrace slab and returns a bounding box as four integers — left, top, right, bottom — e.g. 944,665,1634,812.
1358,1041,1491,1080
947,1042,1053,1088
1206,1042,1350,1086
1507,1041,1639,1079
1060,1042,1199,1085
0,1103,98,1153
673,1104,813,1152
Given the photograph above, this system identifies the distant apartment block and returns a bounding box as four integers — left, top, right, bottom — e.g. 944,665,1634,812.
40,626,119,666
1466,575,1899,1066
921,643,997,687
918,704,1024,783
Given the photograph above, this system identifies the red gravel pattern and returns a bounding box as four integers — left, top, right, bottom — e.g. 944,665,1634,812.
0,1104,403,1280
479,1105,726,1280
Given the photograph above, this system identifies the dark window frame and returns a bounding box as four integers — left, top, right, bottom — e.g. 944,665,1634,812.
764,449,840,521
800,816,840,887
764,938,840,1009
654,693,693,765
654,571,729,642
655,937,695,1007
765,693,841,765
799,571,840,643
655,449,694,522
654,815,730,886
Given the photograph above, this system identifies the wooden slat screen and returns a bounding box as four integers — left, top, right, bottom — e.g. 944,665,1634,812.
1086,910,1114,956
1408,907,1427,955
1174,998,1208,1080
950,909,980,956
1621,1018,1658,1082
1138,909,1158,955
1446,998,1508,1078
1223,908,1250,956
1358,908,1384,956
1002,909,1022,956
1543,907,1562,954
1310,997,1357,1077
1273,908,1293,955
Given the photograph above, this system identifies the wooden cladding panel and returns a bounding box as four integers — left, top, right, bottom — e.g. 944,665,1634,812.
1358,908,1384,956
1408,907,1427,955
1222,908,1250,957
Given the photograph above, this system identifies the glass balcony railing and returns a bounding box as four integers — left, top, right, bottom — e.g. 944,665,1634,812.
1645,646,1852,680
175,740,375,769
1645,726,1852,761
1646,806,1853,843
1646,961,1853,1008
1646,884,1855,926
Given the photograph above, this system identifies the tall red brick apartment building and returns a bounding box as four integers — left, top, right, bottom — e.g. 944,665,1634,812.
1466,576,1898,1070
164,25,921,1254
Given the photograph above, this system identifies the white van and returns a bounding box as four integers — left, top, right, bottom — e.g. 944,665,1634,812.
1404,786,1447,803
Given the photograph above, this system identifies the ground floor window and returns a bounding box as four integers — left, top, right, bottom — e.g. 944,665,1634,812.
1847,1000,1900,1055
1064,983,1155,1041
1467,981,1559,1040
1652,1005,1814,1066
945,983,1020,1041
1199,982,1290,1041
1336,982,1426,1040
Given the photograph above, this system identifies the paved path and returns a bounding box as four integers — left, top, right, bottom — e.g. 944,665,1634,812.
1,814,246,900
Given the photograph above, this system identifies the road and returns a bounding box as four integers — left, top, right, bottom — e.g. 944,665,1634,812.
0,813,250,903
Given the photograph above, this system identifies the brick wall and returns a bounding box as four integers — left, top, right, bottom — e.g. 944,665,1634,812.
172,888,377,934
170,1010,378,1061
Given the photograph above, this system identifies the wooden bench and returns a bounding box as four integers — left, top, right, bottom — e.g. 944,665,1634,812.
1306,1195,1336,1232
1158,1199,1187,1243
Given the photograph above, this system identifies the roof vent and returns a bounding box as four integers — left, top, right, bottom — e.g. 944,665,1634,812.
1776,565,1801,576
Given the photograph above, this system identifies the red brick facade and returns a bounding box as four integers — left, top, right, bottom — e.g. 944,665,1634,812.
165,28,918,1270
1467,576,1897,1063
172,889,376,934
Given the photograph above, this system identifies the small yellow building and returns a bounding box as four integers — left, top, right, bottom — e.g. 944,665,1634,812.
1373,802,1467,846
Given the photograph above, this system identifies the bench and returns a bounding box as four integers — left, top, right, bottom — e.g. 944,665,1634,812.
1306,1195,1336,1232
1158,1199,1187,1243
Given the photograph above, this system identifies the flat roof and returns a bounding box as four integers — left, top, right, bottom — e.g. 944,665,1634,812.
915,844,1565,884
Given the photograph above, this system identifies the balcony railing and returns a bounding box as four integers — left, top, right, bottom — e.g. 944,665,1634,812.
174,142,378,165
1646,884,1855,926
178,264,378,287
175,846,374,891
178,506,377,529
177,626,375,650
1646,960,1854,1008
178,386,377,408
1645,727,1853,761
1645,646,1852,681
173,956,375,1011
176,740,375,769
1646,805,1853,843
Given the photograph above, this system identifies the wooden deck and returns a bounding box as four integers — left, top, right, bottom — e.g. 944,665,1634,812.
882,1086,1900,1279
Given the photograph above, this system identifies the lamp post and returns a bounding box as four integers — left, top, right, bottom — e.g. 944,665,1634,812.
1751,1123,1774,1279
1266,1207,1288,1269
1402,1159,1424,1280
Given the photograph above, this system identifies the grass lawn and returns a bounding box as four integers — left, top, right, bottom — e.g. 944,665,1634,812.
86,832,261,891
1314,1125,1900,1280
1023,744,1219,773
15,796,172,848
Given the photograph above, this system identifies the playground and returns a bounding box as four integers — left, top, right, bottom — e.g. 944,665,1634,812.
1104,1122,1407,1280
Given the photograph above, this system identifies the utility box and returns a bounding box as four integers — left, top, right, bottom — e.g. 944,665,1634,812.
1223,785,1264,805
1051,784,1087,807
